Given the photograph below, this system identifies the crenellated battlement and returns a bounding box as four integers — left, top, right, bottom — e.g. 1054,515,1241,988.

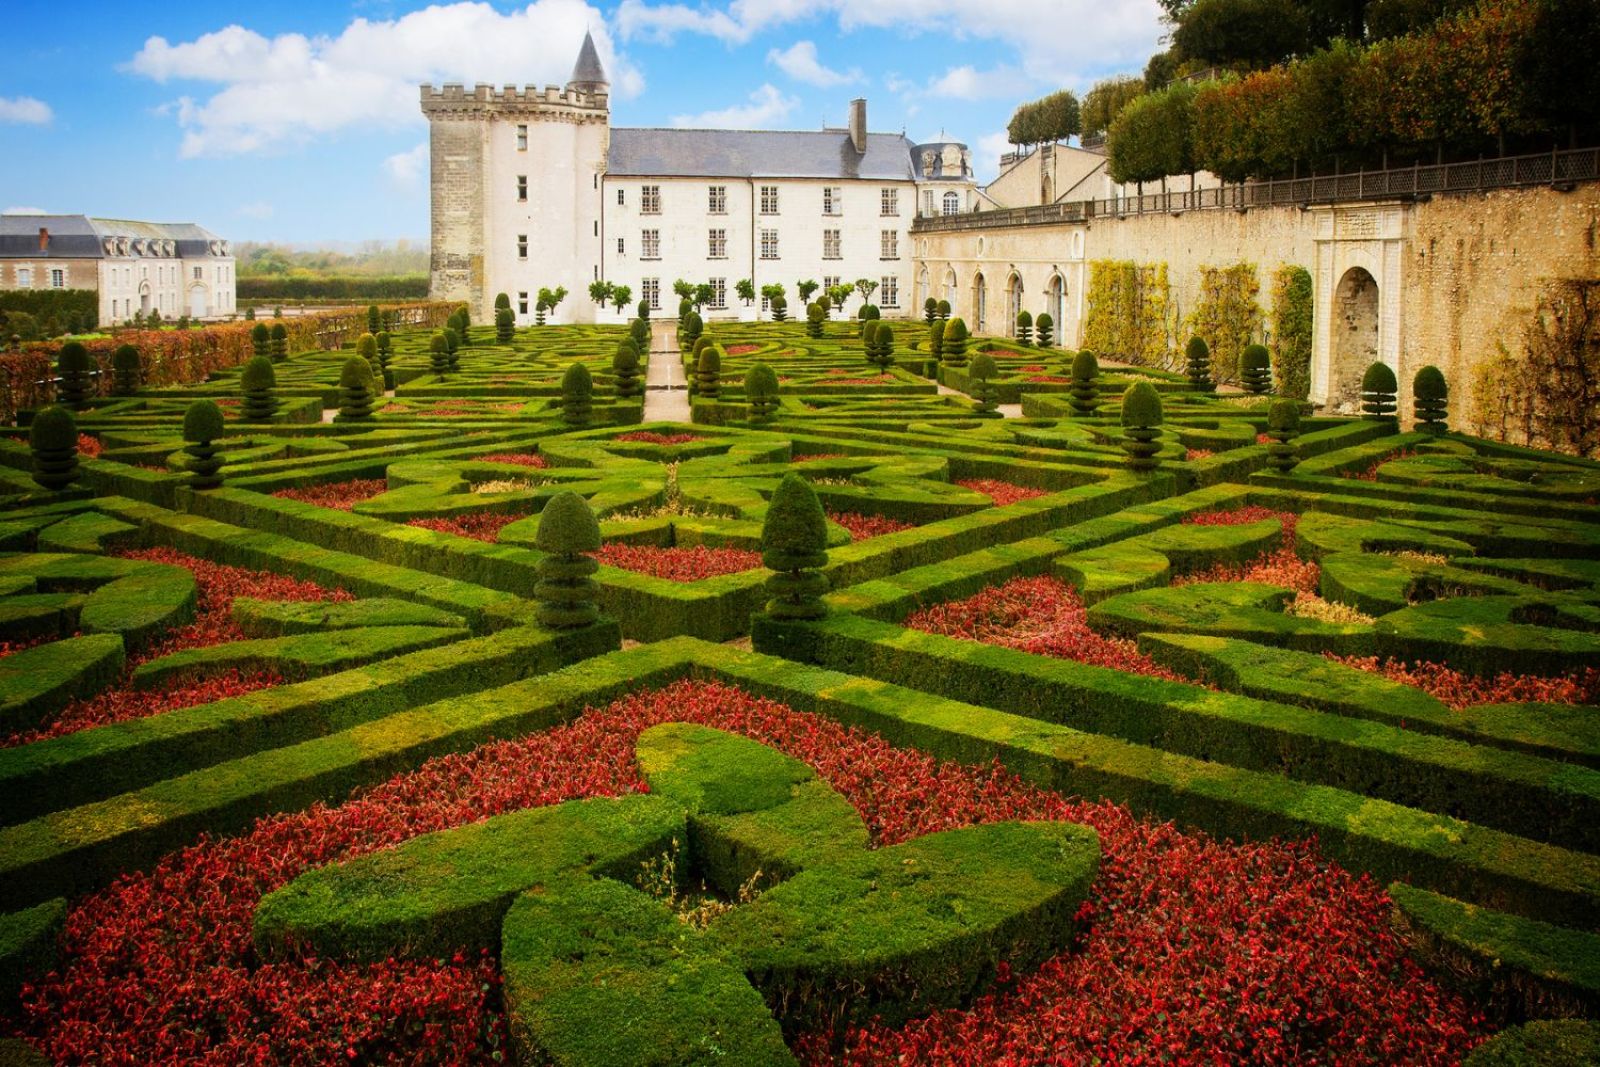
420,83,608,117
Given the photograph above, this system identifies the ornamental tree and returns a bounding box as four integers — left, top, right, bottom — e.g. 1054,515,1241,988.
495,292,511,312
629,316,650,351
240,356,279,422
613,340,643,398
797,280,820,304
1361,361,1398,419
736,279,756,306
760,472,829,620
29,405,79,491
745,363,780,422
1240,343,1272,395
1120,381,1164,472
1266,397,1301,472
1036,312,1055,347
970,352,1000,416
680,311,703,351
611,285,633,313
589,280,615,309
928,319,946,363
805,302,825,339
937,299,951,320
337,357,377,421
867,321,895,372
1413,365,1448,431
1185,336,1214,392
111,344,141,396
357,332,382,379
696,344,723,399
561,363,593,427
429,332,451,376
495,308,515,344
534,491,602,629
637,298,650,320
183,399,227,489
270,323,288,361
1069,350,1100,416
1016,310,1033,346
924,297,938,325
769,293,788,322
943,317,969,367
443,328,462,372
56,341,94,409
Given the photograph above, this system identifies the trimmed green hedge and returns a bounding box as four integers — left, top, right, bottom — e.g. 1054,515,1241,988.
0,898,64,1013
0,633,124,732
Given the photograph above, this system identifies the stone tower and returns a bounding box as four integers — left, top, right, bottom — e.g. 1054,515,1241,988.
421,33,610,323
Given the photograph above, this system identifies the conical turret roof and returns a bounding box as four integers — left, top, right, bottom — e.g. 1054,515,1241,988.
569,30,608,91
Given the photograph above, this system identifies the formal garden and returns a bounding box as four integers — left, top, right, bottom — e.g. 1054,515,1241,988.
0,300,1596,1065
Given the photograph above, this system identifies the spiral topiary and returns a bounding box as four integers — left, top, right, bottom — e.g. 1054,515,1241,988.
928,319,945,363
942,317,969,367
612,340,642,398
429,332,451,377
745,363,780,422
270,323,288,362
561,363,593,427
495,307,515,344
937,299,951,320
1185,336,1213,392
29,405,80,491
56,341,94,409
761,473,829,620
251,323,270,361
337,356,376,421
1413,365,1448,431
182,399,226,489
111,344,141,396
924,297,938,325
1361,361,1398,419
969,352,999,416
357,333,381,379
1069,350,1100,416
1266,398,1301,473
1016,310,1033,346
1120,381,1164,472
366,305,380,336
1240,343,1272,395
696,344,723,400
805,302,825,339
240,356,279,422
1036,312,1054,348
534,491,602,629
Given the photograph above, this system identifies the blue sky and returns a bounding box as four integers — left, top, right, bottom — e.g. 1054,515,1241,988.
1,1,1165,245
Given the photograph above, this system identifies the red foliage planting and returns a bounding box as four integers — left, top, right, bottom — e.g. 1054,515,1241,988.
825,377,894,386
272,478,388,511
12,680,1483,1066
591,542,763,581
413,402,521,417
1256,432,1273,445
828,511,916,540
1185,448,1216,461
1025,374,1073,384
9,670,286,748
613,431,706,445
907,575,1188,683
1342,448,1418,481
76,433,103,458
955,478,1048,507
1020,364,1047,372
472,452,549,468
407,512,526,543
726,344,761,355
1175,509,1320,594
1331,656,1600,710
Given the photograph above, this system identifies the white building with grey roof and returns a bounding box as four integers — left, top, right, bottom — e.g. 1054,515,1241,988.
421,32,977,325
0,214,235,327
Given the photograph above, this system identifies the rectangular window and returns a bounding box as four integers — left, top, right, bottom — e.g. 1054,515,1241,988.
641,184,661,214
880,230,899,260
518,291,529,314
923,190,935,216
881,276,899,307
517,234,528,260
822,229,841,260
641,229,660,260
881,188,899,216
51,269,65,288
823,275,840,292
17,268,31,287
517,175,527,201
642,277,660,310
708,228,726,259
709,277,726,309
759,228,779,260
822,186,841,215
193,266,202,280
708,185,726,214
517,124,528,150
759,185,779,214
616,237,625,256
616,188,625,206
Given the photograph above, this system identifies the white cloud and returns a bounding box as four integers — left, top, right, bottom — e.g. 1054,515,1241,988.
3,206,50,215
0,96,53,125
672,83,797,129
765,40,859,87
925,64,1030,100
383,142,429,183
977,129,1014,178
125,1,643,158
616,0,746,43
237,200,274,219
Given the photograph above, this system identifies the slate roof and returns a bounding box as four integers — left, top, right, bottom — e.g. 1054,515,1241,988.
570,31,607,88
0,215,225,259
607,128,920,181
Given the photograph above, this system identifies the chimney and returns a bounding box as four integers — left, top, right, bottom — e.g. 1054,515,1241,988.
849,98,867,155
38,227,49,252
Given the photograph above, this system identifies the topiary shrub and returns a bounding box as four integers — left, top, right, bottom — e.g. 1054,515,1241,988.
448,308,471,346
680,311,703,352
56,341,94,410
637,298,650,321
1413,365,1448,431
943,317,969,368
561,363,593,427
495,308,515,344
1036,312,1054,348
869,322,895,372
928,319,945,363
817,294,832,320
924,297,938,325
366,305,380,336
612,341,642,398
1016,310,1033,346
29,406,79,491
240,356,279,422
534,491,602,629
251,323,270,361
761,473,828,620
429,332,451,377
337,357,377,421
970,352,999,416
357,333,381,379
1120,381,1163,472
745,363,780,422
696,344,723,400
495,292,511,312
245,306,256,321
270,323,288,362
182,400,226,489
443,328,462,372
111,344,141,396
937,299,951,320
1240,343,1272,395
805,302,825,339
1361,361,1398,419
1185,336,1213,392
1266,398,1300,472
1462,1020,1600,1067
770,293,788,322
629,316,650,351
1069,350,1100,416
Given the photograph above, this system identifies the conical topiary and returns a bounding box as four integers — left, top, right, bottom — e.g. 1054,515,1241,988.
1413,365,1448,432
534,491,602,629
337,356,376,421
367,304,381,335
761,473,829,620
251,323,271,361
943,317,969,368
862,319,880,362
240,356,279,422
805,302,825,339
1361,361,1398,419
357,332,381,379
1069,350,1100,416
696,344,723,399
1185,336,1213,392
629,316,650,351
1016,310,1033,346
745,363,780,422
1240,343,1272,395
495,307,515,344
430,332,451,376
872,321,895,371
56,341,94,409
612,340,642,398
443,328,461,371
29,405,79,491
1120,381,1164,472
969,352,1000,416
1266,398,1301,473
1036,312,1054,348
111,343,141,396
375,331,394,389
928,319,945,363
561,363,593,427
182,399,226,489
269,323,288,361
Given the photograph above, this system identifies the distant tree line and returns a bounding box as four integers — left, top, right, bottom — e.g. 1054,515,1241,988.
237,276,430,301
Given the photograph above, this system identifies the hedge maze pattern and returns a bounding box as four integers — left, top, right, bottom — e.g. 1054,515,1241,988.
0,313,1597,1064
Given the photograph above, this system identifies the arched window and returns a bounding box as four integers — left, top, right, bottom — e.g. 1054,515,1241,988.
942,191,960,216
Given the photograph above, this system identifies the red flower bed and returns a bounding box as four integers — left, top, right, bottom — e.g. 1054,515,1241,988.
1342,448,1418,481
76,433,103,458
1330,657,1600,709
1175,509,1320,594
828,511,916,540
272,478,388,511
591,542,762,581
1256,432,1273,445
824,377,893,386
1025,374,1073,384
613,431,705,446
472,452,549,468
1020,364,1047,372
955,478,1048,507
726,344,761,355
407,512,526,543
413,402,521,417
1185,448,1216,461
12,680,1483,1065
